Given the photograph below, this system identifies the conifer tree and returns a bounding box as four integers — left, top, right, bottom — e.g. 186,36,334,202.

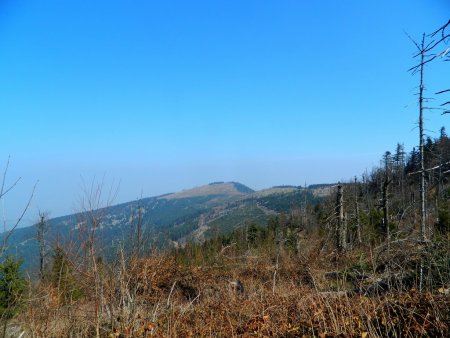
0,257,26,337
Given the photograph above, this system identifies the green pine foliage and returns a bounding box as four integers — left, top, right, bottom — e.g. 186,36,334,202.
0,257,26,320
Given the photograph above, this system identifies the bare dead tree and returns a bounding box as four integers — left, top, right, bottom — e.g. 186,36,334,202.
417,34,428,241
335,183,346,252
131,202,144,258
394,143,406,207
354,177,362,245
36,211,49,280
382,176,391,248
380,152,392,246
78,175,120,338
407,20,449,240
303,182,308,228
406,21,449,291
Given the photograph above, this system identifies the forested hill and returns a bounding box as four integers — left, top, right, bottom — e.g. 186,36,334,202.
1,182,327,271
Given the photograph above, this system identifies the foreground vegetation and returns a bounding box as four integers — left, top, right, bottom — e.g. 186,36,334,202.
12,228,450,337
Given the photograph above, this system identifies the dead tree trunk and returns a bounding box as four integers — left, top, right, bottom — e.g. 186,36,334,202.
436,154,442,223
335,183,346,251
134,205,143,258
36,213,48,281
354,177,362,245
409,21,450,239
382,177,391,248
418,34,427,241
303,182,308,228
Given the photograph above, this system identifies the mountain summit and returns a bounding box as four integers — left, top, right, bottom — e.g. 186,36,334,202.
162,182,254,200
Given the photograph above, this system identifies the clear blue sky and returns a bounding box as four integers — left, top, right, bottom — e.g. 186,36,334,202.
0,0,449,225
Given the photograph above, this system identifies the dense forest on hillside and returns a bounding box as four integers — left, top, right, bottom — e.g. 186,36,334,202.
0,21,449,338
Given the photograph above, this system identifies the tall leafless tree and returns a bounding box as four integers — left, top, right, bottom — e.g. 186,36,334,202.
78,175,119,338
354,177,362,245
408,20,449,241
36,211,49,280
381,152,392,244
335,183,346,252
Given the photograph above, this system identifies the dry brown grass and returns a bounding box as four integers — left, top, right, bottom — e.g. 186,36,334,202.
18,250,449,337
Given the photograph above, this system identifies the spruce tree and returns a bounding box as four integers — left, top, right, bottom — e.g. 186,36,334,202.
0,257,26,337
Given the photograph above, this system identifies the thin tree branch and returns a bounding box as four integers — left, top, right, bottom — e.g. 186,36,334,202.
408,55,439,72
0,177,21,200
0,181,38,257
408,161,450,175
429,19,450,38
404,31,422,52
0,156,23,200
423,107,445,111
436,89,450,95
418,34,450,55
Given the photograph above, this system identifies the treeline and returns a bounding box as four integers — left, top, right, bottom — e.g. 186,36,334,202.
171,130,450,294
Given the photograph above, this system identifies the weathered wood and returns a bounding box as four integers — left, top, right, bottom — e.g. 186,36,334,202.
382,176,391,247
354,177,362,244
335,183,346,251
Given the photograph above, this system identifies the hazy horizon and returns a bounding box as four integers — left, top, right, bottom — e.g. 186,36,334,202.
1,0,449,226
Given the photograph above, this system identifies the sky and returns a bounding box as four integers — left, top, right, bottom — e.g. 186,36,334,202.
0,0,449,226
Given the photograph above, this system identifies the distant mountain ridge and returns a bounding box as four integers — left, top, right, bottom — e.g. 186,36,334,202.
1,182,332,271
162,181,253,200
